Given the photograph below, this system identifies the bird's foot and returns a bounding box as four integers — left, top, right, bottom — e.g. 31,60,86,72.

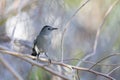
36,54,40,62
48,58,51,64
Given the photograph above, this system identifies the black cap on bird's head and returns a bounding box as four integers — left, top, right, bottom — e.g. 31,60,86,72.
42,25,58,31
40,25,58,35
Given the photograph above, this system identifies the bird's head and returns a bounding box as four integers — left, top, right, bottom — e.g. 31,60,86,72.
40,25,58,35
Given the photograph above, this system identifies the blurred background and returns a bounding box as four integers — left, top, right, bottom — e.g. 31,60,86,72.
0,0,120,80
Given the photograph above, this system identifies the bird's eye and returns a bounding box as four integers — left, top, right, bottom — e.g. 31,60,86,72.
48,28,51,30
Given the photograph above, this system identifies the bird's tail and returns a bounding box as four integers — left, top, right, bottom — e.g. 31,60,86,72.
31,47,37,56
31,39,37,56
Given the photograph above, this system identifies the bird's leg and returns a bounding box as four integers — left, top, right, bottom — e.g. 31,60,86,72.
45,52,51,63
44,52,48,57
37,53,40,62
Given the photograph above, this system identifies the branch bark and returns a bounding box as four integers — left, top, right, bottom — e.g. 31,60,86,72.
0,48,115,80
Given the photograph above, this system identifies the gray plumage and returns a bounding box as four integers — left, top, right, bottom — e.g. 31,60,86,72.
34,33,50,53
31,25,58,58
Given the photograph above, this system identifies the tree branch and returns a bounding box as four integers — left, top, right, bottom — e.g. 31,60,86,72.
0,48,115,80
0,54,23,80
76,0,120,67
61,0,90,62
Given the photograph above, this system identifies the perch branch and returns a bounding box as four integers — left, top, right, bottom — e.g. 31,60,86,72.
0,48,115,80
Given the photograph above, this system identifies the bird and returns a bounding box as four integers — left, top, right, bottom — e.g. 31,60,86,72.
31,25,58,62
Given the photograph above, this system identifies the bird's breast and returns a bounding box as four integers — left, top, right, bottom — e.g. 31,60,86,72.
36,35,51,52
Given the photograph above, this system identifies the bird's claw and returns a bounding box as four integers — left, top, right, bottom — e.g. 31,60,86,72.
48,58,51,64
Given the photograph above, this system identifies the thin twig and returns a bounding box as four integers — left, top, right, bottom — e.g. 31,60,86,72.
46,0,54,25
0,49,115,80
77,69,80,80
72,66,116,80
11,0,23,50
0,54,23,80
61,0,90,62
0,44,119,67
89,53,120,70
11,18,18,49
76,0,120,67
108,66,120,75
57,58,120,66
0,50,70,80
81,61,120,67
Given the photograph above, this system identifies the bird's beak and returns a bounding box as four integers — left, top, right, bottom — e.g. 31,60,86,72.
52,28,58,30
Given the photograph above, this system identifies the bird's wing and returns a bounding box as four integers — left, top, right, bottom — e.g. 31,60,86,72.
31,38,38,56
33,39,37,47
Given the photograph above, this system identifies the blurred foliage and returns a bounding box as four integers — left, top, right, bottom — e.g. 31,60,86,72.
101,2,120,50
65,0,82,7
114,37,120,51
29,67,51,80
0,0,120,80
70,50,84,65
0,17,7,26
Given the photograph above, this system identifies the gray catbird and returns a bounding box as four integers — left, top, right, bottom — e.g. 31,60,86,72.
31,25,58,61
